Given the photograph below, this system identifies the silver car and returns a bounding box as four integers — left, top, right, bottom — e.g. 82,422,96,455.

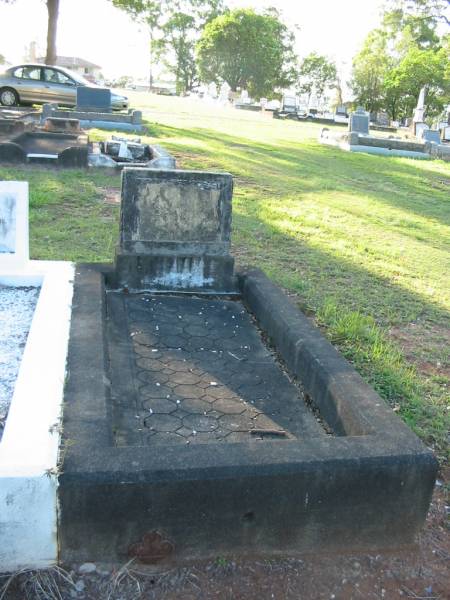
0,64,129,110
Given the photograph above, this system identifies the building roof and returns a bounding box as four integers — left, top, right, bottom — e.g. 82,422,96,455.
37,56,101,70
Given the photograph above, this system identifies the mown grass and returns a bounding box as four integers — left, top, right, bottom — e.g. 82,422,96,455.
1,93,449,462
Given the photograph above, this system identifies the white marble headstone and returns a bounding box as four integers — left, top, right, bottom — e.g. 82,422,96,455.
0,181,29,268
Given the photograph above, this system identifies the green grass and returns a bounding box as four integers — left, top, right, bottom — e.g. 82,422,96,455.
1,92,449,462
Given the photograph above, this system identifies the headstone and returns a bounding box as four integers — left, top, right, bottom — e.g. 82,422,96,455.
218,82,230,105
349,107,369,134
415,122,429,139
441,126,450,142
422,129,441,144
413,86,427,124
114,169,235,292
335,104,348,117
376,111,389,127
0,181,29,268
76,87,112,112
207,82,218,100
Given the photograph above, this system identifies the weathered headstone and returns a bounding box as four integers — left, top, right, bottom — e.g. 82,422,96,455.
114,169,235,292
349,107,369,134
76,87,112,112
422,129,441,144
0,181,28,267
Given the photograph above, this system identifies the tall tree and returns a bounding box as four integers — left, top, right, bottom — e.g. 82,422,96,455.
45,0,59,65
0,0,60,65
297,53,337,107
154,0,224,94
351,29,392,113
196,8,297,98
110,0,163,89
111,0,222,92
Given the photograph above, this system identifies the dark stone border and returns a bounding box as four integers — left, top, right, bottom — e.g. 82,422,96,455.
59,265,437,564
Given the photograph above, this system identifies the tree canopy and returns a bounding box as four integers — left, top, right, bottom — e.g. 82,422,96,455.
111,0,223,93
196,8,296,98
351,0,450,120
296,53,337,106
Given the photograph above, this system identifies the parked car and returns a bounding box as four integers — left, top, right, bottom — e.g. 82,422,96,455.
0,64,129,110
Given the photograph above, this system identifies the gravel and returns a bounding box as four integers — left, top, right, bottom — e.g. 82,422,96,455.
0,285,40,439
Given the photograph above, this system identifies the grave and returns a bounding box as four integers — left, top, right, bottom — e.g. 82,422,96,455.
59,167,437,566
0,181,74,571
349,107,369,135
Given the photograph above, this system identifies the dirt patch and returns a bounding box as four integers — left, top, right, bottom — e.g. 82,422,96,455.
102,187,121,206
389,321,450,379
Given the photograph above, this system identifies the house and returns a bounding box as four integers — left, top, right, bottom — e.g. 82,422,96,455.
36,56,103,83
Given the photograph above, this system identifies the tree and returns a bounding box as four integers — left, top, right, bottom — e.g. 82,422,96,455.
0,0,60,65
351,0,450,120
384,44,450,120
110,0,163,89
351,29,393,113
45,0,59,65
297,53,337,107
154,0,224,94
111,0,223,93
196,8,297,98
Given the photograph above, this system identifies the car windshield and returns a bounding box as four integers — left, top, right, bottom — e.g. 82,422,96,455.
58,68,95,86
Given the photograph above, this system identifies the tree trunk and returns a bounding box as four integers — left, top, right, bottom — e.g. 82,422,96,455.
45,0,59,65
149,29,153,91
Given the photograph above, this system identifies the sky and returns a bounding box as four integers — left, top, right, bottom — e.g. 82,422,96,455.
0,0,383,85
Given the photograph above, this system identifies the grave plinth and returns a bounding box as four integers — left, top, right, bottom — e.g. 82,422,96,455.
114,168,235,293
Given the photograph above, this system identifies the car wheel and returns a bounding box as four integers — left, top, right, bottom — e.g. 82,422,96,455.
0,88,19,107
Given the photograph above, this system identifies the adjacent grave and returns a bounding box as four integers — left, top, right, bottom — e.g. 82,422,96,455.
59,167,437,566
0,181,74,571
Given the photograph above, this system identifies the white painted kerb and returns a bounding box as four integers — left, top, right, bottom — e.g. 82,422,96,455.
0,260,74,572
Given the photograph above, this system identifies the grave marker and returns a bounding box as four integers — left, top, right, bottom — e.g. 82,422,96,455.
114,168,235,292
76,87,112,112
0,181,28,267
349,107,369,134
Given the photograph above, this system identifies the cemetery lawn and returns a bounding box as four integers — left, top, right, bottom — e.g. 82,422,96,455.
1,93,449,464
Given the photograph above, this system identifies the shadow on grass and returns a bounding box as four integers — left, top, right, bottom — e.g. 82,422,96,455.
151,123,450,230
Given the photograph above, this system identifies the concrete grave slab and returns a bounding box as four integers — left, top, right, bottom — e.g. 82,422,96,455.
59,265,437,565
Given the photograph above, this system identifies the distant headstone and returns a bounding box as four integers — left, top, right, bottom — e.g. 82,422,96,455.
114,169,235,292
376,111,389,127
76,87,112,112
422,129,441,144
0,181,28,267
349,107,369,134
415,122,429,138
335,104,348,117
